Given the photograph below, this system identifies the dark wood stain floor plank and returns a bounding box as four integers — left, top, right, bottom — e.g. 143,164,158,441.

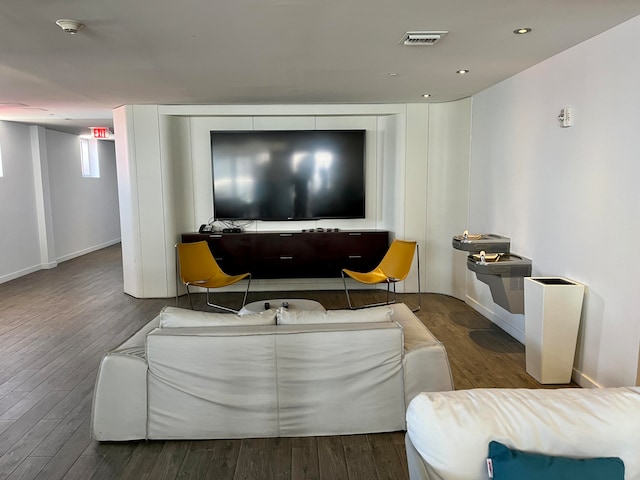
31,392,93,457
84,442,137,480
116,440,163,480
0,418,60,478
148,441,190,480
291,436,319,480
4,455,50,480
202,439,240,480
232,438,268,480
341,435,378,480
367,433,409,480
31,418,94,480
0,391,68,457
263,437,292,480
317,436,348,480
174,448,213,480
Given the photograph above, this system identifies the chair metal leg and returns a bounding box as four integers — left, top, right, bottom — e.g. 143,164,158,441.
175,244,180,307
205,275,253,314
241,274,252,308
343,270,398,310
205,293,239,313
342,270,355,310
342,242,422,311
186,285,194,310
412,245,422,312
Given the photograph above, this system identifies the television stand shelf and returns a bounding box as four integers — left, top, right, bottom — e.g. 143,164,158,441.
181,230,389,279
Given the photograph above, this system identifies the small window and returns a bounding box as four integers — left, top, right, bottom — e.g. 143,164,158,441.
80,138,100,178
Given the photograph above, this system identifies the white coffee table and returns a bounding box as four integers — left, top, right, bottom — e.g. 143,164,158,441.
239,298,325,315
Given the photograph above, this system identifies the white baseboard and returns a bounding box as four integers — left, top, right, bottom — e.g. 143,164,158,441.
465,296,598,388
571,369,602,389
0,264,42,285
56,238,121,263
465,295,525,343
0,239,121,285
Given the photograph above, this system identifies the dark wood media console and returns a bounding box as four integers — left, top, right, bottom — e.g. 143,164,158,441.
181,231,389,279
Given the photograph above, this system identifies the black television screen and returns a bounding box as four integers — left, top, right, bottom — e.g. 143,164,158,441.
210,130,366,221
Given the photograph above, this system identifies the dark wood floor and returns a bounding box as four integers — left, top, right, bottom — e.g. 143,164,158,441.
0,244,570,480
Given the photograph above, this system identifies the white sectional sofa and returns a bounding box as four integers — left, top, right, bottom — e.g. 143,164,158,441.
91,303,453,441
405,387,640,480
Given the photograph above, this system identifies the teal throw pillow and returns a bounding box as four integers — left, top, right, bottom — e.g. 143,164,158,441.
488,441,624,480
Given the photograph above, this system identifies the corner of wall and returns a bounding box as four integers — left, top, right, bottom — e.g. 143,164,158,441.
636,343,640,386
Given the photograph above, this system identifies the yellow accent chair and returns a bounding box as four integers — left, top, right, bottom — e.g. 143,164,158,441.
175,241,252,312
341,239,421,311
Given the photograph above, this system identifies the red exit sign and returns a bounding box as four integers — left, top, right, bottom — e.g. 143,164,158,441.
91,127,110,139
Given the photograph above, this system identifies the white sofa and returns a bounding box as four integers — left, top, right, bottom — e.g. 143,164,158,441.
405,387,640,480
91,303,453,441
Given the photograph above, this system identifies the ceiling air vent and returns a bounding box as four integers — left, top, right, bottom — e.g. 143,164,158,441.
400,31,448,46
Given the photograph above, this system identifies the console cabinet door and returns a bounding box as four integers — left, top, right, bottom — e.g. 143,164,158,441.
252,233,315,278
318,232,389,276
180,233,252,275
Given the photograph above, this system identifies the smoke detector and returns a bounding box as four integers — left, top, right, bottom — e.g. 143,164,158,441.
56,19,84,34
400,31,448,46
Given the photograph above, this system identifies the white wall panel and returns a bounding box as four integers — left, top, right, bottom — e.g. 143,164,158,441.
30,126,56,269
253,116,316,131
114,105,168,297
114,106,142,296
426,99,472,297
402,105,429,293
377,114,406,234
190,117,254,229
133,106,169,298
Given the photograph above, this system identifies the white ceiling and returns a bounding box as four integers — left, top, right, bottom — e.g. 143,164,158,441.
1,0,640,135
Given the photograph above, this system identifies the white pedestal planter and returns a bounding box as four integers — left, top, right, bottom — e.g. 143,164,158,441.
524,277,585,384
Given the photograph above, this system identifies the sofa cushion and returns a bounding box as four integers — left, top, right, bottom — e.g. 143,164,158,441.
277,305,393,325
159,306,276,328
406,387,640,480
488,441,624,480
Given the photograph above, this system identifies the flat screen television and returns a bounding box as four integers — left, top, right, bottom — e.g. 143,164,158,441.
210,130,366,221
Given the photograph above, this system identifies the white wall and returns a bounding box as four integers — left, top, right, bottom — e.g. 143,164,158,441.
468,15,640,387
47,131,121,261
0,120,121,284
114,102,471,297
0,121,41,282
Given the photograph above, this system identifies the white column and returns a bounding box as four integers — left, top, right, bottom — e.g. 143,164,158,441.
113,105,170,298
30,126,57,269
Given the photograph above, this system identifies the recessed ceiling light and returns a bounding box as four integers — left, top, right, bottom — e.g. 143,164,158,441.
456,69,470,75
422,94,431,98
387,72,399,77
514,27,532,34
